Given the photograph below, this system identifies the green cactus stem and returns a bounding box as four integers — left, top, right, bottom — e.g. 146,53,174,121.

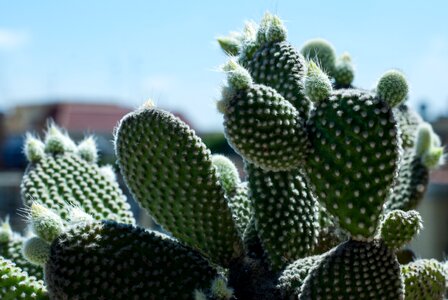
115,102,243,267
21,128,134,224
45,220,218,300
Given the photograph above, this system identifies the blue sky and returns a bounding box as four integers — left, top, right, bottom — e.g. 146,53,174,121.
1,1,448,130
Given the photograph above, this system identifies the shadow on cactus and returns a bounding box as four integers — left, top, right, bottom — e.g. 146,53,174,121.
0,12,447,300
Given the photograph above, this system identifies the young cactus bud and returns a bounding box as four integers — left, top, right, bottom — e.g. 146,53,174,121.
67,206,94,225
76,136,98,163
304,60,332,102
22,236,50,266
44,123,76,154
415,122,445,169
402,259,446,300
210,277,234,300
0,217,12,243
333,52,355,88
217,31,243,56
29,202,65,243
301,38,337,75
222,59,253,94
23,134,45,163
211,154,240,194
379,209,422,250
376,70,409,108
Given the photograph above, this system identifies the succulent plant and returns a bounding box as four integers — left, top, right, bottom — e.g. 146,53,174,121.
0,12,446,300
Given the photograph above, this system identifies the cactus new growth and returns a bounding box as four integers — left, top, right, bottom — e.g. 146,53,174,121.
0,12,446,300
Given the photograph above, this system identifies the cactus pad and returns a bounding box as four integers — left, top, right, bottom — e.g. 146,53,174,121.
246,163,318,270
244,42,309,118
0,256,48,300
385,148,429,212
299,240,403,299
115,105,242,267
394,104,422,149
221,63,309,171
401,259,446,300
45,221,218,299
21,129,134,224
379,209,422,250
301,39,336,75
306,89,400,239
277,255,322,297
333,53,355,88
0,222,43,279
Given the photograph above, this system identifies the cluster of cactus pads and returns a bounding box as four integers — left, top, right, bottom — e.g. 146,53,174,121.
0,12,447,299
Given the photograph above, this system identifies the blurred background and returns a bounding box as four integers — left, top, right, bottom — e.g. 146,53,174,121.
0,1,447,259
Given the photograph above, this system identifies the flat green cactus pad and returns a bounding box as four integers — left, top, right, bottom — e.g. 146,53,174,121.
402,259,446,300
394,104,422,149
244,41,310,118
0,256,48,300
299,240,403,299
227,182,252,235
45,221,218,299
21,129,134,224
115,105,242,267
1,235,43,279
385,148,429,212
307,89,400,239
379,209,422,250
277,255,322,297
246,163,318,270
222,82,309,171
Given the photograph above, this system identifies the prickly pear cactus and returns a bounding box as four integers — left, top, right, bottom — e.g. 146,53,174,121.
0,256,48,300
45,221,218,299
115,102,243,267
2,11,446,300
402,259,446,300
0,219,44,279
21,126,134,223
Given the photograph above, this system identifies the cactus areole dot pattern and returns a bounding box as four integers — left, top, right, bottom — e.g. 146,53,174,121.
115,106,243,267
307,89,400,239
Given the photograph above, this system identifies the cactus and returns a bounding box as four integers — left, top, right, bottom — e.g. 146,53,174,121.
0,256,48,299
0,218,44,279
402,259,446,300
115,102,243,267
0,11,446,300
299,240,403,299
45,220,218,299
385,122,445,212
378,210,423,250
21,126,134,224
